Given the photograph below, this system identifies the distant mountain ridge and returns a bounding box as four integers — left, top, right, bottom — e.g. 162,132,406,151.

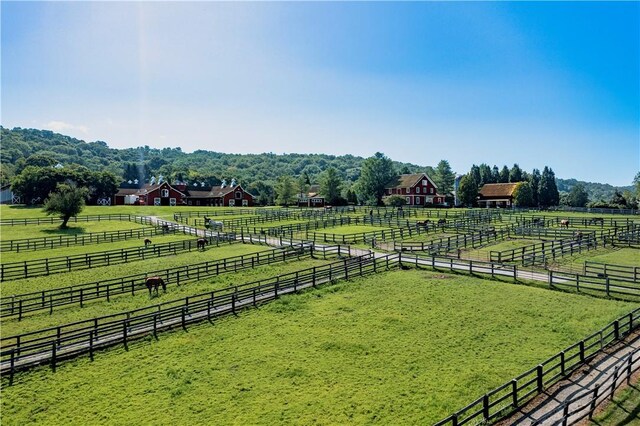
0,126,633,201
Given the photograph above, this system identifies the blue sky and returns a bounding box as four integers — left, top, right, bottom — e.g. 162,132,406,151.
2,1,638,186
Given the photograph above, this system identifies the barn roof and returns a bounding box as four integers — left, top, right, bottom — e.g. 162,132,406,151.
385,173,438,189
479,183,519,198
186,190,212,198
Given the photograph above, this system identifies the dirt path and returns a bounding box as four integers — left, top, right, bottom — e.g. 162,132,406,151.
496,331,640,426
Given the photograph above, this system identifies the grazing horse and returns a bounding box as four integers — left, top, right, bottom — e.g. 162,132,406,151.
532,218,543,227
197,238,208,250
574,231,583,242
437,218,447,225
416,220,431,228
145,276,166,295
144,238,152,246
560,220,570,229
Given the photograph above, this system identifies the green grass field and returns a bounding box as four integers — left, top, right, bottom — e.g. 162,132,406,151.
2,257,335,337
0,220,151,240
1,269,635,425
308,225,393,235
1,243,271,296
590,382,640,425
0,233,196,263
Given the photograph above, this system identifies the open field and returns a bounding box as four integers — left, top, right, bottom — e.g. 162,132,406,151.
1,244,269,295
1,269,635,425
2,257,334,336
0,233,195,263
0,220,150,240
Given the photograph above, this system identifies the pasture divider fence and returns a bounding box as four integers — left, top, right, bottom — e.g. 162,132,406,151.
0,252,394,379
583,262,640,283
392,228,511,254
0,235,236,282
1,243,339,320
432,307,640,426
0,225,187,252
489,236,598,266
0,214,155,227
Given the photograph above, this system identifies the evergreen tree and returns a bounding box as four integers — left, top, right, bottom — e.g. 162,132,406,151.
499,165,510,183
528,168,541,207
538,166,560,207
479,164,493,185
492,165,500,183
434,160,455,195
509,164,523,182
457,174,478,207
469,164,481,186
355,152,396,206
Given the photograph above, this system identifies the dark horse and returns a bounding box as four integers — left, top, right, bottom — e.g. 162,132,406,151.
437,218,447,225
145,276,166,295
416,220,431,228
144,238,152,246
197,238,208,250
203,216,211,227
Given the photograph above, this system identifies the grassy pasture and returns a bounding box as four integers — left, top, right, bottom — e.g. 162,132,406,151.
1,269,635,425
0,233,196,263
307,225,394,235
548,247,639,269
0,221,150,240
2,257,334,337
1,244,270,296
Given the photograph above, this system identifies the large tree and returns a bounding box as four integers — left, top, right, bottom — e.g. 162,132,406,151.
479,164,493,185
469,164,481,186
509,164,523,183
512,182,534,207
457,174,478,207
274,175,297,207
355,152,396,206
43,183,89,229
319,167,344,205
538,166,560,207
499,165,510,183
492,165,500,183
566,184,589,207
528,168,541,207
434,160,455,195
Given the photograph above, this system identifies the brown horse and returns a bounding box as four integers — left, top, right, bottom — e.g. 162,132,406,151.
145,276,166,295
560,220,570,228
197,238,208,250
144,238,152,246
437,218,447,225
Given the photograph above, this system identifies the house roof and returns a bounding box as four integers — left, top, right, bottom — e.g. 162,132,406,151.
386,173,438,190
479,183,519,198
115,183,254,199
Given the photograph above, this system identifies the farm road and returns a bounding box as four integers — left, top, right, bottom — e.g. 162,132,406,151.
497,331,640,426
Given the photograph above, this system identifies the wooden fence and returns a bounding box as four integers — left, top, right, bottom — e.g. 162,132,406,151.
533,347,640,425
489,236,598,265
1,243,328,320
433,307,640,426
584,262,640,283
0,225,187,252
0,214,153,226
513,227,594,240
0,253,397,378
392,229,511,254
0,235,236,282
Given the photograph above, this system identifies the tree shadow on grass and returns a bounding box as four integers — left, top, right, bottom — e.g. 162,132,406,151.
41,226,89,236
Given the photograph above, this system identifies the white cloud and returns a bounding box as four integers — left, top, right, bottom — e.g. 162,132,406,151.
45,120,89,135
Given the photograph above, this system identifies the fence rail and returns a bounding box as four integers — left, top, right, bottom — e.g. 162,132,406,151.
1,243,332,319
584,261,640,283
0,214,150,226
393,229,511,254
0,253,397,377
0,235,236,282
534,347,640,425
0,225,186,252
490,236,598,265
433,307,640,426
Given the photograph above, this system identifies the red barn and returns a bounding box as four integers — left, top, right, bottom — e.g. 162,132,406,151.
384,173,445,206
115,182,255,207
185,185,254,207
114,182,186,206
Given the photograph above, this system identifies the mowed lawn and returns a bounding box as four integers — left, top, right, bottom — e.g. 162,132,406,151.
2,269,635,425
0,220,150,240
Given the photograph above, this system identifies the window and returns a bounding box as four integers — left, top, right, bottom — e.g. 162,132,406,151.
170,198,176,206
416,187,420,194
188,200,193,205
430,188,434,194
242,199,248,207
228,199,235,207
415,197,421,205
235,191,242,199
154,197,161,206
161,189,169,197
405,197,410,203
405,188,409,194
422,179,427,186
